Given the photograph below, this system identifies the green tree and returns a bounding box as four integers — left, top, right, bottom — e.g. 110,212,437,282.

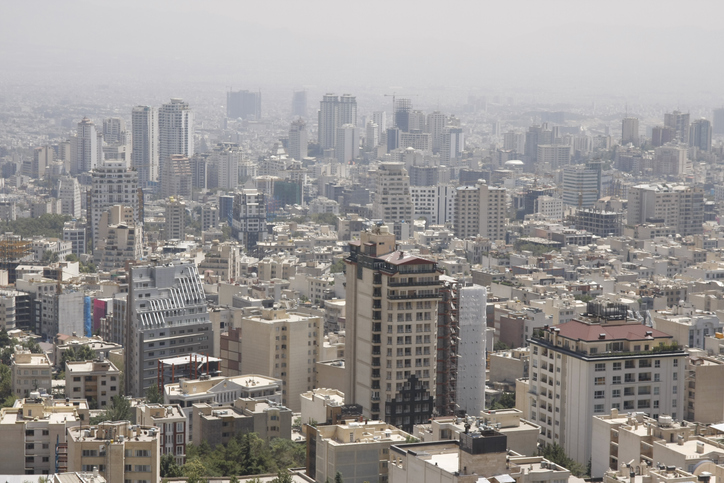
493,341,509,351
489,392,516,410
65,253,79,262
335,471,344,483
0,329,12,348
161,453,184,478
90,395,133,424
0,214,70,238
272,470,294,483
539,443,587,477
42,250,59,264
183,457,209,483
60,345,96,367
329,258,345,274
145,383,164,404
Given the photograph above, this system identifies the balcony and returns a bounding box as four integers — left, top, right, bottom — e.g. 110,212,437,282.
387,293,440,300
388,280,440,287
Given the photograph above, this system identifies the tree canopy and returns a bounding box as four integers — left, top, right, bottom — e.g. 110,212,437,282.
538,443,587,477
0,214,70,238
145,383,164,404
89,395,133,425
60,345,96,367
183,432,305,477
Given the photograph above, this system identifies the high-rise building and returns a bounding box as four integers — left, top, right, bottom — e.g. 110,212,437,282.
159,98,194,180
63,221,86,257
164,198,187,241
523,303,685,465
288,119,308,161
394,98,412,132
456,284,487,416
89,160,140,249
627,183,704,236
71,118,103,174
713,108,724,135
132,106,159,188
440,127,464,164
654,144,688,176
190,153,210,190
453,182,507,240
689,118,712,151
339,94,357,126
426,111,447,153
231,189,267,250
32,146,54,178
373,111,387,134
536,144,571,169
651,125,676,147
57,175,81,219
227,90,261,120
94,205,143,271
335,124,358,163
561,162,602,208
372,162,414,225
664,110,690,143
239,307,322,412
125,261,212,396
160,155,193,199
318,94,340,150
365,121,379,151
292,90,307,118
410,185,456,225
503,131,526,153
102,117,127,145
408,110,426,131
345,226,442,430
213,143,242,191
621,117,639,146
575,208,623,237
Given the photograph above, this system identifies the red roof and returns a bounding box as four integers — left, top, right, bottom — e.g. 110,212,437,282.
555,319,672,342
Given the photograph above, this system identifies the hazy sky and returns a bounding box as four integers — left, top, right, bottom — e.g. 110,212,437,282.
2,1,723,104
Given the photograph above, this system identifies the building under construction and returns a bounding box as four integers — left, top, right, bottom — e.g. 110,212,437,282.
0,233,31,283
436,278,460,416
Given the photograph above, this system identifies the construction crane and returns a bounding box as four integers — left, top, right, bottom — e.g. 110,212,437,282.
383,92,419,121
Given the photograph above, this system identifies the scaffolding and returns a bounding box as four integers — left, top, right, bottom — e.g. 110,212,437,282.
0,234,31,262
436,280,460,416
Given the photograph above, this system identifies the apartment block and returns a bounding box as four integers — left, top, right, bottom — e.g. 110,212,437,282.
135,403,187,464
67,421,160,483
65,359,121,408
11,349,53,397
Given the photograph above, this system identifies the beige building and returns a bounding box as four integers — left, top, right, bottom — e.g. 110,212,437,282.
685,355,724,424
0,394,88,475
240,307,323,411
591,410,724,477
65,359,121,408
454,182,507,240
390,429,572,483
11,348,53,397
371,162,414,227
198,241,242,283
164,374,282,441
345,226,441,431
93,205,143,271
164,198,187,241
315,359,346,394
135,403,187,464
307,421,411,483
299,388,361,426
67,421,160,483
626,184,704,236
413,409,540,458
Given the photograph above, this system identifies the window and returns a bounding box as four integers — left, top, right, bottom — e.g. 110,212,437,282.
176,434,183,443
674,359,679,367
594,390,605,399
612,389,621,398
595,377,606,385
625,360,635,369
654,387,660,395
654,360,660,368
613,362,622,371
595,363,606,372
612,376,621,385
594,404,604,413
673,372,678,381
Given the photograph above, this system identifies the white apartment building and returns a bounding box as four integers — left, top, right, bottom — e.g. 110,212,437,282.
561,164,600,208
372,162,414,225
456,285,487,416
410,185,456,225
89,159,140,250
58,176,82,219
289,119,308,160
627,183,704,236
231,189,267,249
213,142,242,191
523,304,685,466
93,205,143,271
652,306,722,349
63,221,87,257
537,144,571,169
71,118,103,174
159,98,194,178
534,195,563,221
131,105,159,188
240,307,323,412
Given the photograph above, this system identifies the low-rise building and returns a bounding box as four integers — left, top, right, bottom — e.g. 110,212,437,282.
390,429,572,483
11,348,53,397
307,421,412,483
0,393,88,475
135,403,187,464
67,421,160,483
192,398,292,447
413,409,540,458
65,359,121,408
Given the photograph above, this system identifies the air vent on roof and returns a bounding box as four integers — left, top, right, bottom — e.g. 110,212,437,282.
599,333,606,339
